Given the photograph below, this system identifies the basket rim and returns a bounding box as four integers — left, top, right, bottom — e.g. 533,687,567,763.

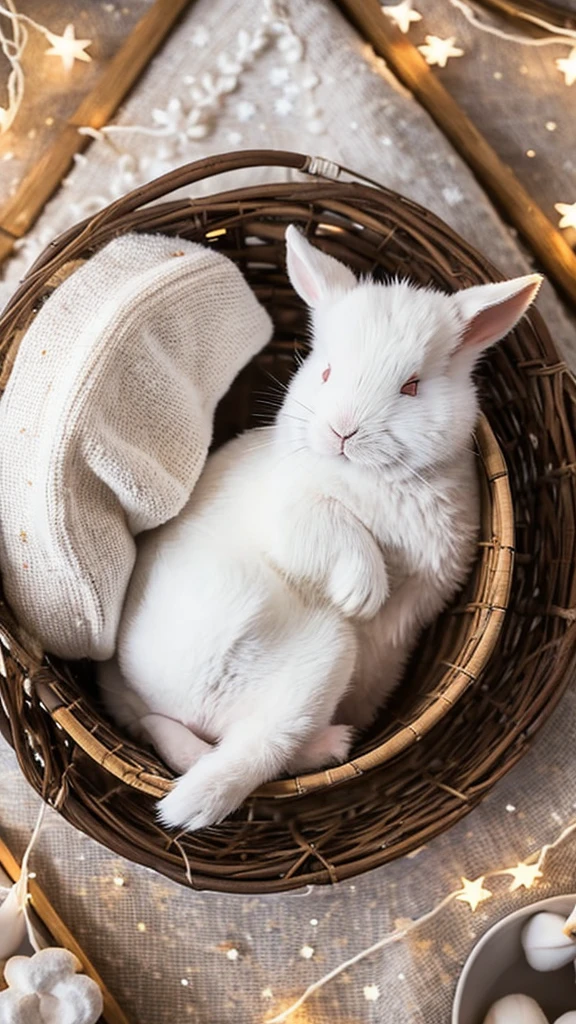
0,149,514,801
0,149,571,893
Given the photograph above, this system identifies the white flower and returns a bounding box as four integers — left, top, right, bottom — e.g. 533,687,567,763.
236,28,262,63
442,185,464,207
217,52,242,76
69,197,108,220
277,32,303,63
150,97,212,145
107,153,141,197
138,146,179,182
186,110,210,140
190,26,209,48
200,72,221,99
152,97,185,132
236,100,256,122
250,28,269,55
268,66,290,86
307,118,324,135
275,96,293,116
215,75,238,95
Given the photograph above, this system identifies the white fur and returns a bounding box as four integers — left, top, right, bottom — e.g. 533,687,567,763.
99,227,542,831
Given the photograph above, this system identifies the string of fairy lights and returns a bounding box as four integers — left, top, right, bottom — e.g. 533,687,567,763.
0,1,573,232
264,818,576,1022
382,0,576,232
3,796,576,1021
0,0,92,133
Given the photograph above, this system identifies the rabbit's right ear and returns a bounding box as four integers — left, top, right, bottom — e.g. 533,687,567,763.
285,224,356,308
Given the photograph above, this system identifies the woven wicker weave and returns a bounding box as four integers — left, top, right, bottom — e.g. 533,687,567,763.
0,150,573,894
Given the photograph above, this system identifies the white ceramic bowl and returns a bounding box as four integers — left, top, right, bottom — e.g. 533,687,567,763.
452,894,576,1024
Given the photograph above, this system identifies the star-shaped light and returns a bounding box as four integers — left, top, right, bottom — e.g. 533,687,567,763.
555,201,576,230
418,35,465,68
45,24,93,73
381,1,422,33
502,862,543,892
556,47,576,87
455,876,492,911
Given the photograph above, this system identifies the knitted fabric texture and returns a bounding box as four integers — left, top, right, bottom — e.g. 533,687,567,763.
0,233,273,660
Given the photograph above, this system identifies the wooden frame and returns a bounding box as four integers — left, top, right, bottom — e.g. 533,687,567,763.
0,0,194,264
478,0,576,29
336,0,576,312
0,837,130,1024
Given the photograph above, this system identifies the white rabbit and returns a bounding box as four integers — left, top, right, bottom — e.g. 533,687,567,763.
99,225,541,832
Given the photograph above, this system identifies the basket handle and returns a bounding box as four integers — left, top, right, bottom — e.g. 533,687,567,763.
80,149,377,222
30,149,386,266
0,150,384,330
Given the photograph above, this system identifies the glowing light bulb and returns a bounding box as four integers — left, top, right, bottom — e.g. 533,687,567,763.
556,48,576,87
418,35,464,68
45,23,92,73
381,1,422,33
555,201,576,230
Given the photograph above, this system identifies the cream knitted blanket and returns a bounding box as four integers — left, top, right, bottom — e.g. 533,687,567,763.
0,232,273,660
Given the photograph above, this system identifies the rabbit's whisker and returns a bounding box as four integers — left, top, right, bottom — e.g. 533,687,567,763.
277,412,310,423
390,455,447,502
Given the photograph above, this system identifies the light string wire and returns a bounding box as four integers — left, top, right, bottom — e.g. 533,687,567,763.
476,0,576,38
0,2,92,134
266,818,576,1023
0,0,26,134
449,0,576,46
0,3,63,43
18,800,46,952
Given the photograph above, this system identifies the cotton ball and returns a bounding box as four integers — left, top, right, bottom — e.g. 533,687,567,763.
554,1014,576,1023
4,949,80,994
42,973,103,1024
483,994,548,1024
522,913,576,971
0,990,43,1024
1,949,102,1024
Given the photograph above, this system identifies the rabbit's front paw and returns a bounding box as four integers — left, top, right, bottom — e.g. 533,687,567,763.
327,548,389,620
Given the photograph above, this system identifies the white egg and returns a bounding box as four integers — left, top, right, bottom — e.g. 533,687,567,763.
522,913,576,971
483,994,548,1024
554,1014,576,1023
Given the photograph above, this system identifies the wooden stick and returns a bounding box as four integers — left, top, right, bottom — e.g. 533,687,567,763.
477,0,576,30
0,0,194,259
0,836,130,1024
336,0,576,310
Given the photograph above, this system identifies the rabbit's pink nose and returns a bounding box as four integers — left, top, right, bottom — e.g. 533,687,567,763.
330,425,358,453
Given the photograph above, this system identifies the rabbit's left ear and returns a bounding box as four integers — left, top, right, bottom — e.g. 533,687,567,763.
285,224,357,307
453,274,543,354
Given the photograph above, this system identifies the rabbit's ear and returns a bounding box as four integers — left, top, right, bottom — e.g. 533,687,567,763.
285,224,356,308
453,274,542,355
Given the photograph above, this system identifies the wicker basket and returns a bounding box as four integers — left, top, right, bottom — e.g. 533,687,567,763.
0,150,574,894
